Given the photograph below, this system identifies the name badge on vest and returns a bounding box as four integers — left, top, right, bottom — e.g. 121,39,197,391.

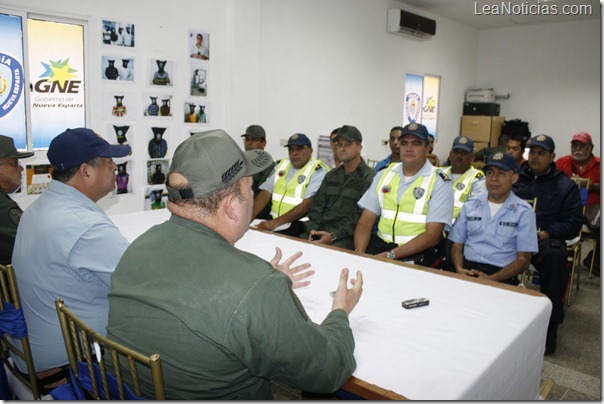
297,175,306,184
456,183,466,191
413,187,425,199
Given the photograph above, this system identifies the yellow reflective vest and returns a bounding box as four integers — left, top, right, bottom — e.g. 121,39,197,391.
376,162,438,245
271,159,328,218
440,166,484,219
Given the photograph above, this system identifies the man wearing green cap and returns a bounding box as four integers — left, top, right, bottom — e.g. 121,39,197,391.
301,125,374,250
107,129,363,399
240,124,275,219
0,135,33,265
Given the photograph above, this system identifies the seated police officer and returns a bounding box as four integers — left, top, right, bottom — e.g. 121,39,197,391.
354,123,453,267
448,152,537,284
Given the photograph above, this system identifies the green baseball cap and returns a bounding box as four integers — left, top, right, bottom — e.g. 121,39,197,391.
240,125,266,140
167,129,273,200
336,125,362,143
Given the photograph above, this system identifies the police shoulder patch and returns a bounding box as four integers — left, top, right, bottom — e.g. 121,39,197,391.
436,169,451,182
475,171,484,179
9,207,22,226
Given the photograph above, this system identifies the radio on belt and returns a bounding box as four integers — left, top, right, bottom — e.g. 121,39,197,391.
401,297,429,309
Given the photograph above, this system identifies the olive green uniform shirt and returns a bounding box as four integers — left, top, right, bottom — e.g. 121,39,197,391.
0,190,22,265
304,159,375,248
253,162,276,220
107,214,356,399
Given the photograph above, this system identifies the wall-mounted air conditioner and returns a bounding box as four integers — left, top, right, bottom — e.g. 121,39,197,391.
387,9,436,39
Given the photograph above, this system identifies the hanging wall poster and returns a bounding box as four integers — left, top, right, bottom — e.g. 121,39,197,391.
183,100,210,125
404,73,423,126
113,158,133,195
0,13,27,149
422,75,441,138
146,159,169,185
28,19,86,149
102,91,136,120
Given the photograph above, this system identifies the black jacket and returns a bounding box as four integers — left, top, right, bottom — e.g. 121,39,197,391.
513,162,583,241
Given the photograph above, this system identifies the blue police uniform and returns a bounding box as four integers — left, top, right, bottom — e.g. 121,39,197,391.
448,191,538,273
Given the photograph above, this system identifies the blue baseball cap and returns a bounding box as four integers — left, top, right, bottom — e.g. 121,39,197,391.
451,136,474,153
47,128,131,171
484,152,518,172
284,133,312,148
401,123,429,142
527,134,555,152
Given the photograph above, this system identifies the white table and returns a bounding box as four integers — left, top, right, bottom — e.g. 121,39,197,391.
110,209,552,400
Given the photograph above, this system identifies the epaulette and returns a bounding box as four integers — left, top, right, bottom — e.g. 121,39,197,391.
436,169,451,182
475,171,484,179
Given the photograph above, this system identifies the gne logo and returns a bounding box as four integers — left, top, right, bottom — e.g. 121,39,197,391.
32,58,82,93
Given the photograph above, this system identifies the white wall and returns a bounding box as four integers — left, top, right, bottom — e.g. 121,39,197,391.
5,0,597,217
475,19,600,157
250,0,478,162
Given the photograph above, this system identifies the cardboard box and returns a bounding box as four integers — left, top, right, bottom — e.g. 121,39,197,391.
473,141,490,152
460,116,505,144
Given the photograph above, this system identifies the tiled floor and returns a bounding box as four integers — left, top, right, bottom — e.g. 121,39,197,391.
541,257,601,400
273,250,602,400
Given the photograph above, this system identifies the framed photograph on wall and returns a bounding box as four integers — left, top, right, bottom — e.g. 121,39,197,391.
146,159,169,185
183,100,210,125
101,56,135,82
107,124,133,149
102,19,135,47
144,186,167,210
102,92,136,120
189,64,208,96
113,158,133,195
143,94,173,118
148,59,174,87
188,30,210,62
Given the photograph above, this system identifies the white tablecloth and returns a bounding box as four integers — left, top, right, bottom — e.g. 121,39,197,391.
110,209,552,400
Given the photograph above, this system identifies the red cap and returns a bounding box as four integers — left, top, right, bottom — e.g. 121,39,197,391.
571,132,592,144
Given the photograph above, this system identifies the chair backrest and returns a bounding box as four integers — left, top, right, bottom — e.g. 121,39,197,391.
54,299,165,400
524,197,538,211
0,264,41,399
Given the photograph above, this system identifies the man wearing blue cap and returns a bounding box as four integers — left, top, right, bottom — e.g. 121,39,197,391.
11,128,131,390
440,136,486,221
448,152,537,284
513,134,583,355
354,123,453,267
253,133,329,236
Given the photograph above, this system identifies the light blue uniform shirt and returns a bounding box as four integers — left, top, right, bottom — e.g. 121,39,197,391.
374,155,393,173
11,180,129,372
358,159,454,232
448,191,538,268
259,158,327,198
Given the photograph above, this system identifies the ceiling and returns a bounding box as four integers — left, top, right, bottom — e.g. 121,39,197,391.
396,0,600,30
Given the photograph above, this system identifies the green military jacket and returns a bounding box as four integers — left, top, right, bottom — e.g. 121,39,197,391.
305,159,375,242
107,214,355,399
252,162,276,220
0,190,22,265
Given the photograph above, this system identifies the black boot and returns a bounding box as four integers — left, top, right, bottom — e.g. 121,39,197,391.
545,322,558,356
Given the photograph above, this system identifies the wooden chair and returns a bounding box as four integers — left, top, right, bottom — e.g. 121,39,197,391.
54,299,165,400
0,264,41,399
